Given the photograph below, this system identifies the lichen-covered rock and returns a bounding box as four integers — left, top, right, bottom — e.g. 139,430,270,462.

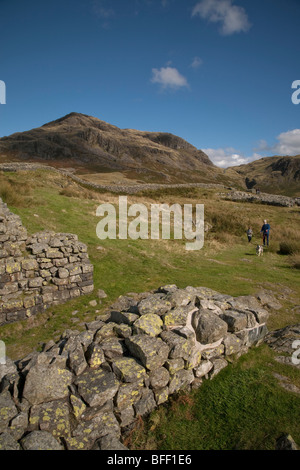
20,431,64,450
252,307,269,325
160,330,195,360
137,293,172,316
256,291,282,311
163,305,196,328
66,341,87,376
114,405,135,428
94,323,119,341
168,369,194,394
133,313,164,336
100,337,125,360
0,391,18,433
264,324,300,355
0,357,18,390
157,284,178,295
112,357,147,383
154,387,169,405
149,367,170,390
70,394,86,420
96,434,128,451
220,310,248,333
113,323,132,338
227,295,262,312
165,289,196,308
192,309,228,344
125,334,170,370
29,400,71,439
0,432,21,450
133,388,156,416
222,333,243,356
194,359,213,378
65,411,120,450
185,347,202,370
74,368,119,407
109,295,138,313
114,380,144,411
109,311,139,325
202,343,225,360
6,411,27,441
86,343,105,369
164,357,185,375
22,355,73,405
236,324,268,348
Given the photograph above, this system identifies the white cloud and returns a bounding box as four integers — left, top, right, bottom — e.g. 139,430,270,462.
192,0,251,36
202,129,300,169
151,67,189,90
191,56,203,69
271,129,300,156
203,147,262,168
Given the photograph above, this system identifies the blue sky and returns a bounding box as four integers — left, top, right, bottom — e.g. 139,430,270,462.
0,0,300,167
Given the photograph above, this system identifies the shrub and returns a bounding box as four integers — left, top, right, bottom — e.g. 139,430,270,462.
279,241,300,255
0,180,24,206
289,254,300,269
0,175,33,207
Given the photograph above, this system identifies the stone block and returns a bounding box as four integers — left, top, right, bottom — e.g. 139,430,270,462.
192,309,228,344
5,261,21,274
28,277,43,289
74,369,119,408
125,334,170,371
21,259,39,271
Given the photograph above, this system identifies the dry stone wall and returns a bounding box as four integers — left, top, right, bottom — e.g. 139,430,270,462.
0,162,226,194
0,284,270,450
221,190,298,207
0,198,94,325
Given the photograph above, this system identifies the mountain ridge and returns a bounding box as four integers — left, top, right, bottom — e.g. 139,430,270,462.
0,112,230,185
0,112,299,195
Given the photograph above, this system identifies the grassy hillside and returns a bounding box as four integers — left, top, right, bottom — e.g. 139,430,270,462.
0,168,299,450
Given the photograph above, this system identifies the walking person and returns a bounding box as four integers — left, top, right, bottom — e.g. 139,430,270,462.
247,226,253,243
260,219,271,246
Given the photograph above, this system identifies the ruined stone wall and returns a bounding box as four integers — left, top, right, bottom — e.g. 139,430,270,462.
0,198,94,325
0,284,269,450
0,197,272,450
0,162,227,194
221,190,298,207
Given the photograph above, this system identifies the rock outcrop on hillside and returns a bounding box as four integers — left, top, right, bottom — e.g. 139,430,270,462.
265,324,300,368
231,155,300,197
0,284,269,450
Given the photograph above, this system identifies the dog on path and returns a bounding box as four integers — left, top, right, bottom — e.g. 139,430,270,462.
256,245,264,256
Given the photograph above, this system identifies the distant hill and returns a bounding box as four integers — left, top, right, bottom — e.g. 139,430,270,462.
0,112,236,185
2,112,298,194
230,155,300,197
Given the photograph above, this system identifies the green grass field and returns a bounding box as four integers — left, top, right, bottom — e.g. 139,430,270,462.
0,168,299,450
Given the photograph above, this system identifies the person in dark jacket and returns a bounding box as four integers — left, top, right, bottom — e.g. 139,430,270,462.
260,220,271,246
